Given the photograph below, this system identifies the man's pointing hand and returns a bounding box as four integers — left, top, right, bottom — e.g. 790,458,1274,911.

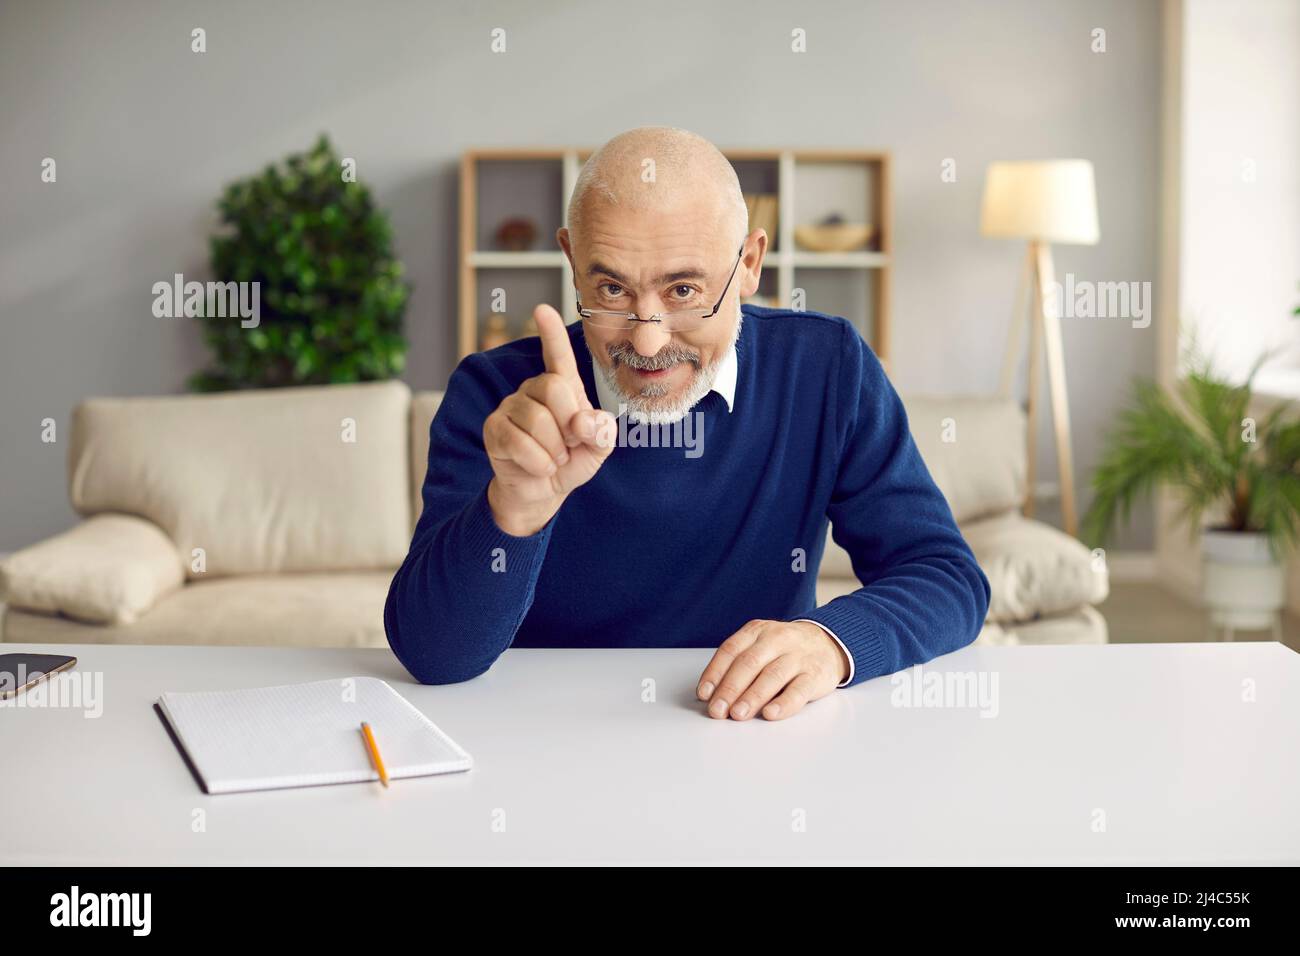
485,304,617,536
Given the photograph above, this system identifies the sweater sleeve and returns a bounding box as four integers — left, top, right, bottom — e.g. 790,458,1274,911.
384,354,555,684
798,322,991,687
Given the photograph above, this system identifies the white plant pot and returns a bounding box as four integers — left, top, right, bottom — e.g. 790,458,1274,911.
1201,530,1284,632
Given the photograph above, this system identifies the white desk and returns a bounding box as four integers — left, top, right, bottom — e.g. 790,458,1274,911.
2,641,1297,864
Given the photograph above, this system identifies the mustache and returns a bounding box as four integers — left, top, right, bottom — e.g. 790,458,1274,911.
606,341,701,371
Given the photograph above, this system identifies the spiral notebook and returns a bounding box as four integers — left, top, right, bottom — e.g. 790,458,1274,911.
155,676,473,794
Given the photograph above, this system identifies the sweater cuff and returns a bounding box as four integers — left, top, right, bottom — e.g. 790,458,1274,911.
460,482,556,577
797,601,887,687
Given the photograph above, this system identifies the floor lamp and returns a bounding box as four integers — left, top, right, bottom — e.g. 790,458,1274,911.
979,160,1099,538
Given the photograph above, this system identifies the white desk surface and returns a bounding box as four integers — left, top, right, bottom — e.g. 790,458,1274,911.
2,640,1297,865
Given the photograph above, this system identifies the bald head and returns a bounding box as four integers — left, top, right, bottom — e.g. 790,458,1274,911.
566,127,747,249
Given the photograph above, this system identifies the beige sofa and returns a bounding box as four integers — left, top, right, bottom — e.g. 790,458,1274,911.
0,381,1107,647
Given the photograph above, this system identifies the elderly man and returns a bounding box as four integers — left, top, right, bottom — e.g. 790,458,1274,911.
386,126,989,721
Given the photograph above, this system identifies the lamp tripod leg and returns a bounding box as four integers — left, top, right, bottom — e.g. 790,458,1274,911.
1025,245,1044,520
1034,242,1078,537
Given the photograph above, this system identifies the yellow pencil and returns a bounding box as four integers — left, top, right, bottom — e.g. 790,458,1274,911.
360,721,389,788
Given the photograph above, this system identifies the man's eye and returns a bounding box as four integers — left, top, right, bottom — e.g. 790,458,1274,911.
672,285,697,299
600,283,625,298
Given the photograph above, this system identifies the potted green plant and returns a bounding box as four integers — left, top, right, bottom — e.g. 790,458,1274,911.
1083,353,1300,637
190,134,409,391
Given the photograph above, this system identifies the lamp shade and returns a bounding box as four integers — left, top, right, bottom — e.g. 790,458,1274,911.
979,160,1099,244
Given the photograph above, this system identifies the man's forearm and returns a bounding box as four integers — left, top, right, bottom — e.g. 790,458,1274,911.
384,482,555,684
800,552,989,686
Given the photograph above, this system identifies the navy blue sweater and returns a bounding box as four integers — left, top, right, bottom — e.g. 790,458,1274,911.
385,305,990,687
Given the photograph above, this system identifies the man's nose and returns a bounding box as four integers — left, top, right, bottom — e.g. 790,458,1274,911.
629,316,672,356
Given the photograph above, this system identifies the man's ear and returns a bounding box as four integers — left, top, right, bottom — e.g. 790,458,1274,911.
556,227,574,268
738,228,768,298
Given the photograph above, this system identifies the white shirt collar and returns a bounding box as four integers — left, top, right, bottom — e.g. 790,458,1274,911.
592,344,737,417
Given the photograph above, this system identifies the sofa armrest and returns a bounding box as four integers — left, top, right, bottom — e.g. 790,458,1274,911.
0,514,184,625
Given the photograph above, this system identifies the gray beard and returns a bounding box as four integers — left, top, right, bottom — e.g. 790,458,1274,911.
593,307,742,425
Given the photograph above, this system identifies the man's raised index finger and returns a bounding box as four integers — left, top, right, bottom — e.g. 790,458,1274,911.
535,303,580,379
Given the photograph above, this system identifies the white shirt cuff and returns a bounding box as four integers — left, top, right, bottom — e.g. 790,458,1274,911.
794,618,854,688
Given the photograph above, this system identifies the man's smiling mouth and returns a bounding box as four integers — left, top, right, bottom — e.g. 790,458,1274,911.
630,366,673,379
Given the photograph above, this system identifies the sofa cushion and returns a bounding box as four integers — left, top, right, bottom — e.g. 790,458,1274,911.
962,512,1108,623
901,395,1027,524
968,606,1108,646
410,391,444,532
2,571,392,647
70,381,412,579
998,604,1108,645
0,513,183,624
818,510,1107,625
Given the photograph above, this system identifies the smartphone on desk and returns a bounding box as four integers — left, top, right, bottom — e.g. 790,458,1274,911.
0,653,77,699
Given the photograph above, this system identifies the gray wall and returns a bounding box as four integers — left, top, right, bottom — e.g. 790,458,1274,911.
0,0,1160,551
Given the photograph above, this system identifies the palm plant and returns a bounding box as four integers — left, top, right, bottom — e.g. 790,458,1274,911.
1083,353,1300,558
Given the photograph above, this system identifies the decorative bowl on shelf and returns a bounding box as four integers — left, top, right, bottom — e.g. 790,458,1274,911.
794,222,875,252
493,217,538,251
